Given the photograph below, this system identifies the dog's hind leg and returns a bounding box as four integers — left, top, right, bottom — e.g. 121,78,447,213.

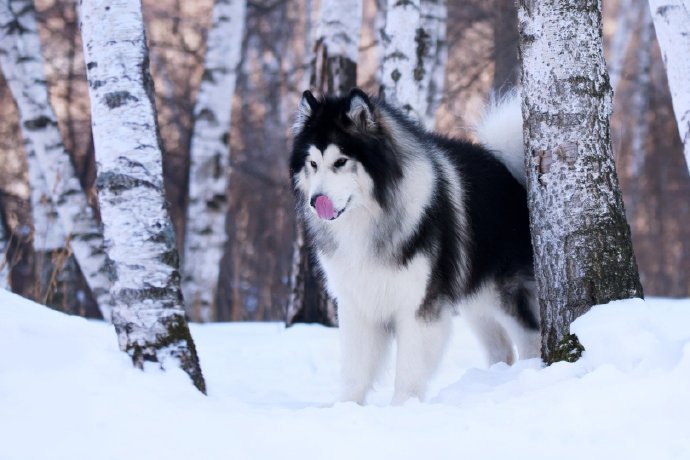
464,313,517,366
338,307,391,404
391,309,452,405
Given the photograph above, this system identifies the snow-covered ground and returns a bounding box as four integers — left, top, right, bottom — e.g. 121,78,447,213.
1,288,689,459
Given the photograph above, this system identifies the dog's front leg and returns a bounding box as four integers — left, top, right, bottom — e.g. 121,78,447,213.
338,306,390,405
392,309,452,405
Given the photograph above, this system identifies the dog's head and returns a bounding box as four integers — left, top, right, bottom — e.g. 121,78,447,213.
290,88,401,223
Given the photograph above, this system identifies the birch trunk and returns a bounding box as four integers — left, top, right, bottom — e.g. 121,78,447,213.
379,0,447,126
183,0,246,322
288,0,363,327
26,143,70,305
630,5,654,178
310,0,362,95
419,0,447,129
0,208,10,289
380,0,422,118
518,0,643,362
0,0,113,320
492,0,519,92
648,0,690,172
80,0,205,393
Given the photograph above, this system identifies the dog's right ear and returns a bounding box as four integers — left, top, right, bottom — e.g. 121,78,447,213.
346,88,376,132
293,90,319,135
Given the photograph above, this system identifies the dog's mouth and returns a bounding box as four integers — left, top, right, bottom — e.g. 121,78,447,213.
313,195,348,221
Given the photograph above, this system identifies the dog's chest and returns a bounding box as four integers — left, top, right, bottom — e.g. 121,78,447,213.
318,231,431,323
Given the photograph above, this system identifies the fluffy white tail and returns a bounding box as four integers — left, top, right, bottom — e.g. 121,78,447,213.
475,91,526,185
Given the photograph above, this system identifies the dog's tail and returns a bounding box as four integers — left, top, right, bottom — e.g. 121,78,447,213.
475,91,526,186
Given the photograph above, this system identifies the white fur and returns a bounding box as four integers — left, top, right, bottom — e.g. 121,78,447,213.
459,283,541,365
475,91,526,185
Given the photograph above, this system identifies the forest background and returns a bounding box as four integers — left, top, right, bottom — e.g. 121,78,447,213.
0,0,687,322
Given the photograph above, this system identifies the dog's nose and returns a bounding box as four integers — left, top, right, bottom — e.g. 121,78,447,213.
310,194,323,208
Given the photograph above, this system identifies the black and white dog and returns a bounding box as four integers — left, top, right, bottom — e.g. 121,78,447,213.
290,88,539,404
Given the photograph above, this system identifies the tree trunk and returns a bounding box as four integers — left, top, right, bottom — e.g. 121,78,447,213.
80,0,205,393
310,0,362,95
287,0,363,327
380,0,422,118
0,0,113,320
648,0,690,172
518,0,643,363
419,0,448,129
183,0,246,322
0,206,10,289
630,4,654,179
492,0,519,93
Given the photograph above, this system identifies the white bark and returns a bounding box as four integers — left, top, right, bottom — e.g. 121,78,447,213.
608,0,635,92
311,0,363,95
518,0,643,361
80,0,205,392
0,0,113,320
183,0,246,322
630,5,654,178
27,159,66,253
419,0,447,129
0,210,10,289
380,0,422,118
649,0,690,172
380,0,446,127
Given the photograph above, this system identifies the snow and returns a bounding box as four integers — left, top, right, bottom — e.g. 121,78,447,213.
1,289,690,459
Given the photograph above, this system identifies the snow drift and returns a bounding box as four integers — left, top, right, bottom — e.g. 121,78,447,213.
1,288,689,459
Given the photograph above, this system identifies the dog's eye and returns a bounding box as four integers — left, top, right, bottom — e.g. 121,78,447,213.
310,160,318,170
333,158,348,168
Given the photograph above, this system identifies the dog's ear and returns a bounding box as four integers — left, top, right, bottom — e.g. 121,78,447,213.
346,88,375,131
293,90,319,135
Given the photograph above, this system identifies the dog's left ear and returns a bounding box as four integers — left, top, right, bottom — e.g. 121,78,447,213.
293,90,319,135
346,88,375,131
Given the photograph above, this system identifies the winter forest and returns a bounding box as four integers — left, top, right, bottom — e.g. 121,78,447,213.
2,0,690,458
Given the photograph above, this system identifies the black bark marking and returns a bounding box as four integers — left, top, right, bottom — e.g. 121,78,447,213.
23,116,56,130
95,171,157,193
103,91,138,108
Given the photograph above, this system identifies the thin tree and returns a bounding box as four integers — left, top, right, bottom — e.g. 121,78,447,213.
648,0,690,172
518,0,643,363
0,0,113,320
492,0,518,92
80,0,205,393
419,0,448,129
286,0,363,327
380,0,421,117
183,0,246,322
0,205,10,289
26,149,70,304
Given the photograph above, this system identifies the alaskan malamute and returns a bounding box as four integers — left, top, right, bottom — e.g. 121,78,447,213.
290,88,539,404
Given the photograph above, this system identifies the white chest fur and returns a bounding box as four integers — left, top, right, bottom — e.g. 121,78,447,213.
317,211,431,325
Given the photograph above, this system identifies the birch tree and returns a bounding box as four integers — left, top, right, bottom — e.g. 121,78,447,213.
648,0,690,172
310,0,362,95
381,0,420,117
183,0,246,322
287,0,363,327
0,0,113,320
80,0,205,393
419,0,447,129
26,145,69,303
380,0,448,127
518,0,643,363
0,208,9,289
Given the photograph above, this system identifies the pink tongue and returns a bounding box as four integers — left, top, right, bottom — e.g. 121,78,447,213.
315,195,336,220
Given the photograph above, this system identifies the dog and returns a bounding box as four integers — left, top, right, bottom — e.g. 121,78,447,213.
290,88,540,405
